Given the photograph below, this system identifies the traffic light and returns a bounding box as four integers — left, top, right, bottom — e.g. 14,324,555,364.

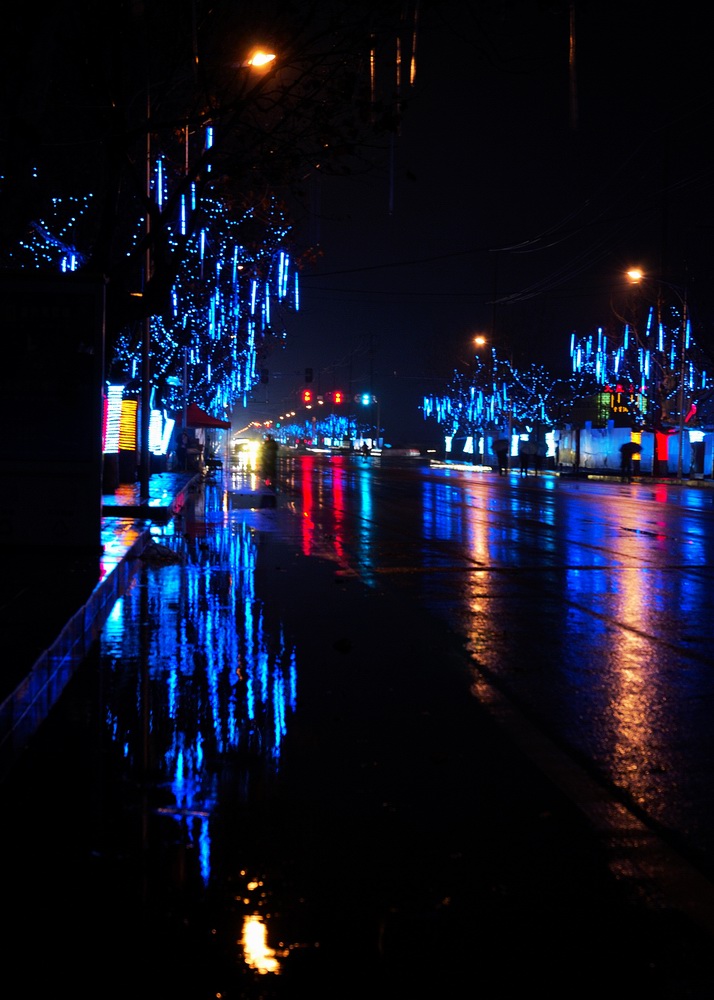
301,388,313,404
333,390,344,404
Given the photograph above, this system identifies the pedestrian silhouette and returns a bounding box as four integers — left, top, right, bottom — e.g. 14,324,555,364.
176,431,189,471
492,437,509,475
619,441,640,482
260,434,279,485
518,447,529,476
519,438,538,476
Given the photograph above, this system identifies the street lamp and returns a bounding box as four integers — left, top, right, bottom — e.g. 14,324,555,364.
356,392,380,448
243,50,276,69
137,43,279,499
140,88,153,499
675,294,689,480
626,268,689,480
474,333,513,467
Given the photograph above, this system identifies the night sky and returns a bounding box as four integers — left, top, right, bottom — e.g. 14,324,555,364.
247,1,714,444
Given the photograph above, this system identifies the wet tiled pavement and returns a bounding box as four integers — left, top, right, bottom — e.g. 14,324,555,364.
101,472,197,522
0,473,197,777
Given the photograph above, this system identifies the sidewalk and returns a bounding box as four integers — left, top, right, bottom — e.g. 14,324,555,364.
434,458,714,486
0,472,199,778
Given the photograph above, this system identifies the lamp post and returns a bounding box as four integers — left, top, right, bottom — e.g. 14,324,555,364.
626,268,688,481
675,291,688,481
471,335,490,465
139,88,152,500
474,333,513,468
374,396,381,449
355,392,380,448
136,43,278,500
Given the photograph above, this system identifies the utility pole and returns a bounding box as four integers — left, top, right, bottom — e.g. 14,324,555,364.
139,87,152,501
676,291,688,481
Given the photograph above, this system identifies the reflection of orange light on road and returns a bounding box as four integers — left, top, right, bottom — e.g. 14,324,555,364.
241,914,280,974
302,510,315,556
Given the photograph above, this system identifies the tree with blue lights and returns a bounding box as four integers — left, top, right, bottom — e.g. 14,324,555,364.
0,0,421,417
423,351,561,457
571,284,714,433
424,295,714,452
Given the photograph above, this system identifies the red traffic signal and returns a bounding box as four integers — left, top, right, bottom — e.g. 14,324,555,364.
333,390,344,404
301,388,313,404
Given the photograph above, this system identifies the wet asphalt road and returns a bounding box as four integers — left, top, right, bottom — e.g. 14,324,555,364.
3,454,714,998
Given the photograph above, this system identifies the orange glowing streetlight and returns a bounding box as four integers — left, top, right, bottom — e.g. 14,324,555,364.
248,50,276,67
240,49,277,69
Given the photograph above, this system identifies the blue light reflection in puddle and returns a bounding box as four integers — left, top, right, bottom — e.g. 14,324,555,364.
99,484,298,914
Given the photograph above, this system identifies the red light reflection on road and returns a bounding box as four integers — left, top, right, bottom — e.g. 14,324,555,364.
299,455,316,555
326,457,347,563
297,454,352,565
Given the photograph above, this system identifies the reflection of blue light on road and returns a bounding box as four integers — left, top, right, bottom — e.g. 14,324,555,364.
273,672,286,752
356,462,373,559
99,511,298,887
199,818,210,885
421,480,463,543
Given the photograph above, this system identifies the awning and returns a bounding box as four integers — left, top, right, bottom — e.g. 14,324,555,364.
184,402,231,429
